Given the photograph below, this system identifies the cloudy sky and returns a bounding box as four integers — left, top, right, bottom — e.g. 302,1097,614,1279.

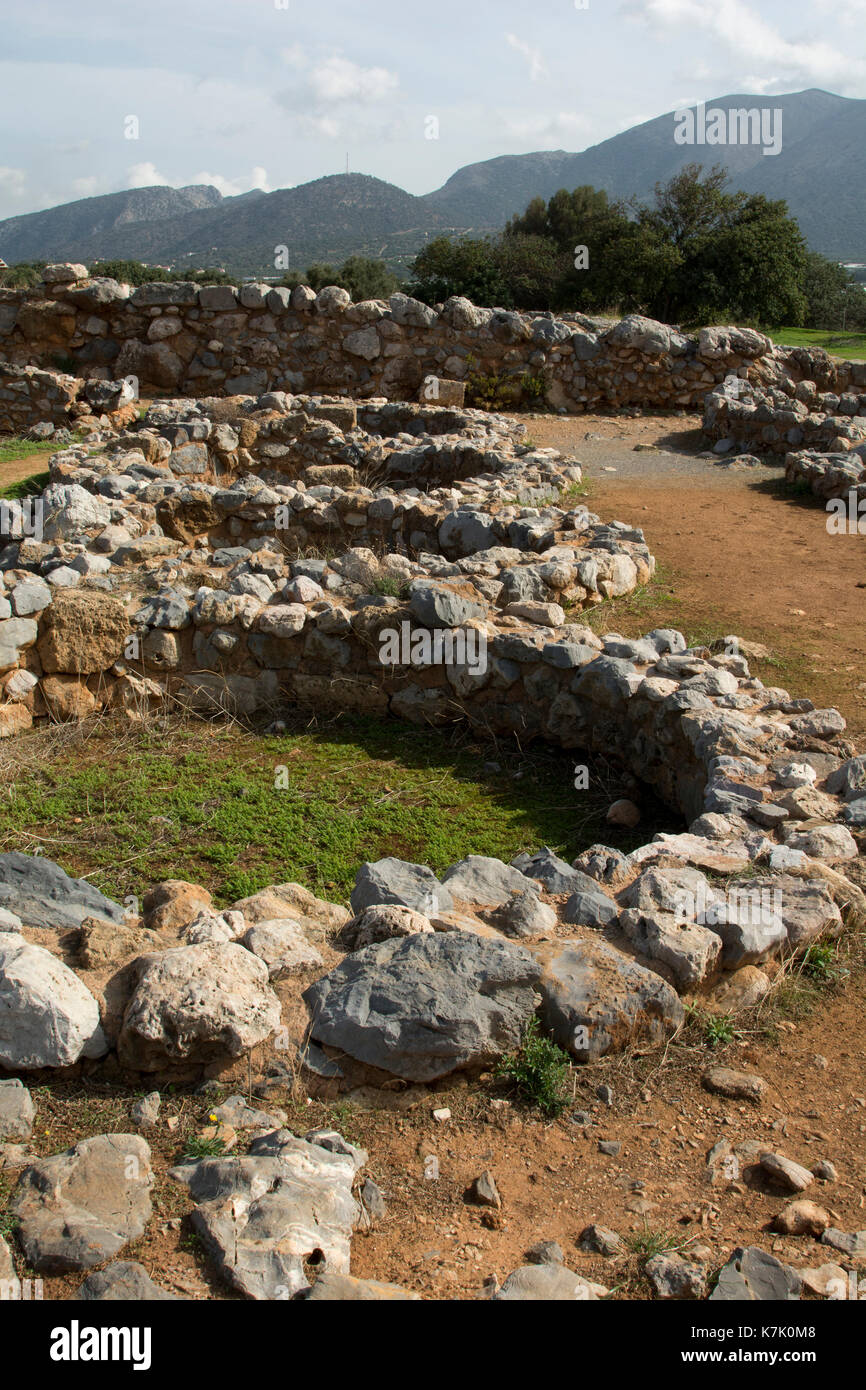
1,0,865,219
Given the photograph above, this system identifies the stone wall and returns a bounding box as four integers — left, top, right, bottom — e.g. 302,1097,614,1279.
703,378,866,456
784,449,866,505
0,362,138,434
0,393,861,850
3,264,863,419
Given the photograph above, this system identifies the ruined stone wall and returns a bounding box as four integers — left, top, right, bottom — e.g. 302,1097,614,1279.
3,265,863,421
703,379,866,456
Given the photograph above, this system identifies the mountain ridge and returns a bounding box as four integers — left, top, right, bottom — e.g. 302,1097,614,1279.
1,89,862,273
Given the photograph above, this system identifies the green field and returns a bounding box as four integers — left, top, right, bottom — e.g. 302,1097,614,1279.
0,714,678,908
768,327,866,360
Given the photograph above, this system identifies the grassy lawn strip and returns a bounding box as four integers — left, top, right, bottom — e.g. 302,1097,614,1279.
0,712,678,908
0,467,51,500
0,437,57,466
767,326,866,361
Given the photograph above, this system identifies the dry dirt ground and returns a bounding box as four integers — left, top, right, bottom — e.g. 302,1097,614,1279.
528,411,866,738
2,414,865,1304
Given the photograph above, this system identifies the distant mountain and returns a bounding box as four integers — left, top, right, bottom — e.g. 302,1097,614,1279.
422,89,865,259
0,185,223,263
1,90,863,274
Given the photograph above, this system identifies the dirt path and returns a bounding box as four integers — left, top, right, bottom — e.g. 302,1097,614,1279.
0,447,54,494
524,412,866,738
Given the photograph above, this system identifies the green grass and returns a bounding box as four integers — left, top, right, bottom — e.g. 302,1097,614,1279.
0,712,679,908
767,327,866,361
181,1136,227,1161
0,436,57,466
625,1225,684,1259
0,468,51,501
580,565,683,635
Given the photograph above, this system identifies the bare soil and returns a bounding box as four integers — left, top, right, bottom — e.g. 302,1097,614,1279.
527,411,866,738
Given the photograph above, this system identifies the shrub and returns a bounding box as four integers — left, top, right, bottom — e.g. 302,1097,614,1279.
495,1017,571,1118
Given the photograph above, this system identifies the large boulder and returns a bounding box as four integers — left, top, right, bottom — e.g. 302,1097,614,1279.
0,851,125,930
241,920,323,979
512,849,600,897
441,855,538,908
710,1247,801,1301
77,1261,178,1301
37,588,128,674
491,1264,607,1301
117,943,281,1072
0,938,106,1068
12,1135,153,1273
350,858,454,917
303,931,541,1081
0,1078,35,1140
170,1129,360,1300
536,936,684,1061
40,483,111,541
620,907,722,988
740,875,843,947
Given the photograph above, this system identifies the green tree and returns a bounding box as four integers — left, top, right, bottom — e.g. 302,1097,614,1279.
407,236,512,307
339,255,400,301
635,165,807,324
802,251,866,330
0,261,45,288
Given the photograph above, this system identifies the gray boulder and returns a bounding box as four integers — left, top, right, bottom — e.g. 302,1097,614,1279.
304,931,541,1081
562,889,619,928
350,858,454,917
620,907,722,988
13,1135,153,1273
441,855,538,908
491,1264,606,1301
170,1130,359,1300
0,938,107,1069
826,755,866,802
77,1261,178,1300
536,936,684,1061
484,890,557,939
739,875,842,947
711,1247,801,1301
0,851,125,930
0,1079,35,1140
438,509,498,558
512,848,600,896
408,579,485,629
241,920,323,979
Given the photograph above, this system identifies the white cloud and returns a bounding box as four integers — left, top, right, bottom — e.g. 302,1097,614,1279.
0,167,27,198
190,167,272,195
71,176,100,197
127,161,168,188
625,0,866,91
505,33,548,82
501,111,593,142
307,56,399,104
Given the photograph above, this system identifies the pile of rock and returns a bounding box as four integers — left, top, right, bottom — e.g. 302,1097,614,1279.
1,391,660,735
703,376,866,457
783,447,866,508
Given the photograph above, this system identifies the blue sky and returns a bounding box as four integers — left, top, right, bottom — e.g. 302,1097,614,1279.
1,0,864,218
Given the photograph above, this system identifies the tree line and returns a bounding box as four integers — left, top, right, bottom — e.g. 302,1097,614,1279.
2,166,863,331
406,164,866,332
